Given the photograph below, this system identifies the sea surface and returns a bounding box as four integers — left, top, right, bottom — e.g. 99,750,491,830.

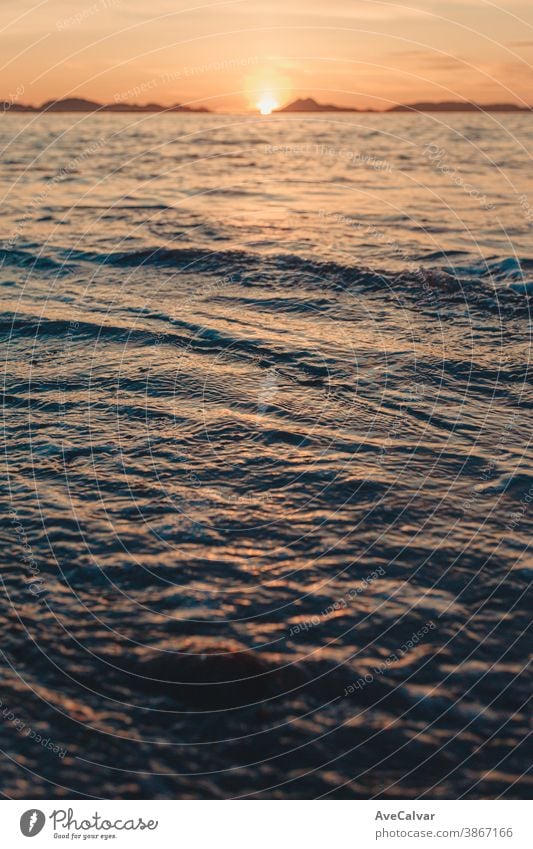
1,112,531,799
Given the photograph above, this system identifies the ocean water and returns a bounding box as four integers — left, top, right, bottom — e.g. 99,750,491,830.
1,112,531,799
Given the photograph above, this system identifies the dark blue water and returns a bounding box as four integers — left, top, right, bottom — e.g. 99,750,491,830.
1,113,531,798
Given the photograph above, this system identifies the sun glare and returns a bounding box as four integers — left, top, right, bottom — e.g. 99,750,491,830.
257,94,278,115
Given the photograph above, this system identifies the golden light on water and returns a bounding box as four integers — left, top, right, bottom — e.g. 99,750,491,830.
257,94,279,115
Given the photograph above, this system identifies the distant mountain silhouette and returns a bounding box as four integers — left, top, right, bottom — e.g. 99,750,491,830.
105,102,210,113
275,97,361,113
387,101,532,113
2,97,210,113
3,96,532,115
1,101,36,112
275,97,532,113
41,98,102,112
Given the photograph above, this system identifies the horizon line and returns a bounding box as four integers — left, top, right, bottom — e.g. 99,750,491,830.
3,95,533,115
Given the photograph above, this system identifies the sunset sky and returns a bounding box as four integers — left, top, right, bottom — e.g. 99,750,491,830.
1,0,533,111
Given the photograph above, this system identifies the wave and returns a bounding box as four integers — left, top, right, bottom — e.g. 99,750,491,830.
0,247,73,274
1,243,531,316
73,245,533,316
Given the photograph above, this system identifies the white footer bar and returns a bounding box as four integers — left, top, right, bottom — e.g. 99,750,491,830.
3,800,528,849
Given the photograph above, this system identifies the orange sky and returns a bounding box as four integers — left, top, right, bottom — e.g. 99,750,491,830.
1,0,533,111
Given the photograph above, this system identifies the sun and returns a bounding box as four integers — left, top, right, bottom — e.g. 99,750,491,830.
257,94,278,115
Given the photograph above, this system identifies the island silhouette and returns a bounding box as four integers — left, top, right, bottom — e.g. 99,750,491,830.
275,97,366,113
2,95,532,114
276,97,532,113
1,97,210,113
